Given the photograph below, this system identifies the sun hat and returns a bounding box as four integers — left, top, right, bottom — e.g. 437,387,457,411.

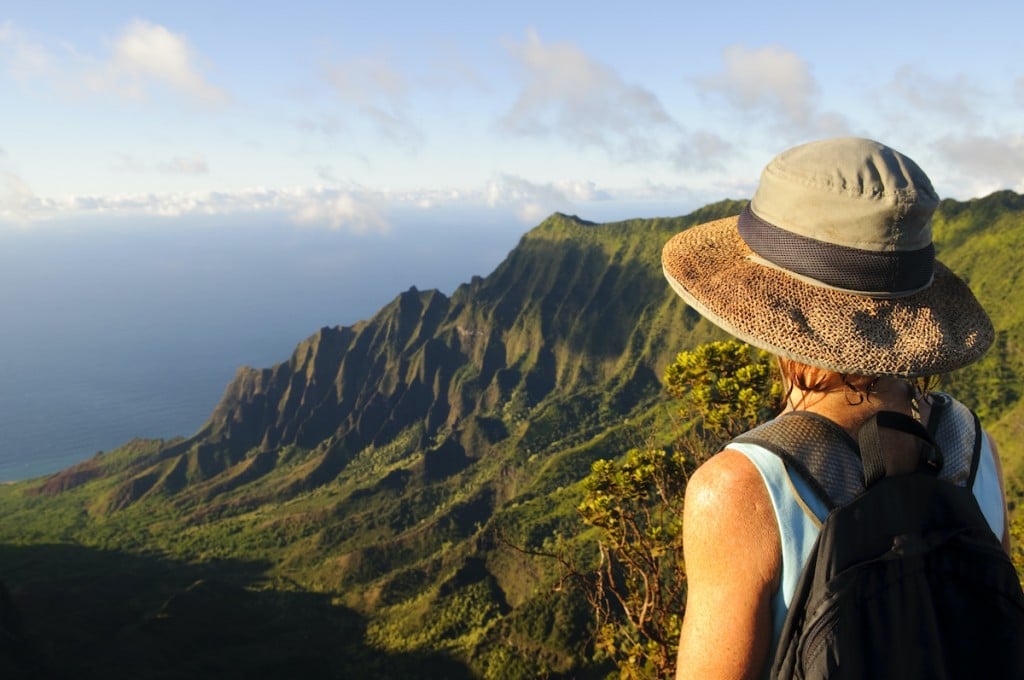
661,137,993,378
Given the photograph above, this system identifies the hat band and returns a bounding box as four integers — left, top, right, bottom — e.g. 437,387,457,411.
737,206,935,297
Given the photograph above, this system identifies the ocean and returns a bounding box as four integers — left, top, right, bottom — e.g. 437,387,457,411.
0,211,522,481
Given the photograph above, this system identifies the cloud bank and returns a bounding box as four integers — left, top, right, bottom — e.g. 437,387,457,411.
485,174,611,223
0,174,646,233
3,19,1022,231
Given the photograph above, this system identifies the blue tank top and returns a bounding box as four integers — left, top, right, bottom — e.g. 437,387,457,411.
731,408,1006,668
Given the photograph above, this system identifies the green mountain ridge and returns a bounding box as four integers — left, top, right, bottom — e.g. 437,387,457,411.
78,203,741,516
1,194,1022,678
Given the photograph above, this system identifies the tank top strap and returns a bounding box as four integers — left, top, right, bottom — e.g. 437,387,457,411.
729,442,826,660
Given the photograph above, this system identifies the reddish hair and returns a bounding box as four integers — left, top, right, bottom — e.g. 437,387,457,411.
776,357,937,407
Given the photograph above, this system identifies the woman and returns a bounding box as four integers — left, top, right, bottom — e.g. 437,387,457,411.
660,137,1011,678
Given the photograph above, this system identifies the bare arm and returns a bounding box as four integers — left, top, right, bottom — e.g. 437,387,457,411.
675,449,781,679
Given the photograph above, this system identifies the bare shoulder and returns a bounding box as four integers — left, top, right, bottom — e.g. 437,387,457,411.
684,448,774,518
676,448,780,678
683,447,780,586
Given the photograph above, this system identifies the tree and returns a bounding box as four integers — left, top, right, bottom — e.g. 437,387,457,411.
663,340,782,439
577,340,781,678
576,446,689,679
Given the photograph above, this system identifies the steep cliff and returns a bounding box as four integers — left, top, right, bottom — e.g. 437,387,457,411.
95,205,737,511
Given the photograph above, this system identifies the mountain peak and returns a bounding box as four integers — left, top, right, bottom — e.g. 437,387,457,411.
551,211,598,226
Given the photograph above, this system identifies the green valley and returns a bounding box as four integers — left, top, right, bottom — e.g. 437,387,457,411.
1,194,1022,678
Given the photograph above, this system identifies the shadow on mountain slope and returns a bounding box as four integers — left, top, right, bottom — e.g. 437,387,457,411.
0,543,476,679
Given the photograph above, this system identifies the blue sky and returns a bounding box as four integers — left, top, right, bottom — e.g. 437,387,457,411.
1,1,1023,478
2,0,1023,231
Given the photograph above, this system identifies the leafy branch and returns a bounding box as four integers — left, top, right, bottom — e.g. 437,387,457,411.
581,341,780,677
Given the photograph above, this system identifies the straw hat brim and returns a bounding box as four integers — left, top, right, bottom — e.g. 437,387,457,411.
661,216,994,377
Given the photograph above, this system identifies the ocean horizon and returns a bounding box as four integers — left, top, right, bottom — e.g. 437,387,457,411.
0,210,529,481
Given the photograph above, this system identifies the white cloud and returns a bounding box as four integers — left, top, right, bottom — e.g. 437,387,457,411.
0,171,43,225
292,189,391,233
696,45,824,129
0,19,227,106
0,176,622,231
102,19,228,105
424,44,488,92
157,153,210,175
327,55,406,101
323,55,422,148
931,133,1024,196
0,183,397,232
0,20,56,81
886,66,982,122
484,174,610,223
671,131,735,171
108,152,209,176
315,41,489,149
500,28,678,161
0,176,608,229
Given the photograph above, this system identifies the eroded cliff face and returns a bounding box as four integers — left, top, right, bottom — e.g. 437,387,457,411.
91,208,737,511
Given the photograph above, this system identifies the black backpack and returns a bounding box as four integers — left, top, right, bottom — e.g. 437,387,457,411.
735,408,1024,679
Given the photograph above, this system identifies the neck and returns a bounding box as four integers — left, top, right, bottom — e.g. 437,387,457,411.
782,376,923,438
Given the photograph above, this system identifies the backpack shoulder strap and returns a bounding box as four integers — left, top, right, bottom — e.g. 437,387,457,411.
733,399,978,510
856,410,943,487
733,412,864,511
966,409,983,487
928,393,983,488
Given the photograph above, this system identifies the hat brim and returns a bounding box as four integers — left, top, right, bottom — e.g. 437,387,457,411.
662,216,993,377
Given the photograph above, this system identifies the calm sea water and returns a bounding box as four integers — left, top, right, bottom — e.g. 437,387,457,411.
0,211,521,481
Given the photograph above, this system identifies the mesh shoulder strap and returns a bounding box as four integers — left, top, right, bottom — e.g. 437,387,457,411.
733,412,863,510
927,393,982,488
733,398,981,511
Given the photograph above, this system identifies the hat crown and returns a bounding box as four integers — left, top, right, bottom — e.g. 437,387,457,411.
660,136,994,377
750,137,939,252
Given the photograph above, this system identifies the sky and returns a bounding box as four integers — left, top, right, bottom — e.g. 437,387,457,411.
1,1,1023,478
2,0,1023,234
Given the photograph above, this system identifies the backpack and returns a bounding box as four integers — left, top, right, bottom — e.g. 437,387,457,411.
734,407,1024,679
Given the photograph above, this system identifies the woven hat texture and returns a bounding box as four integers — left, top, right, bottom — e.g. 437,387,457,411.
661,137,993,377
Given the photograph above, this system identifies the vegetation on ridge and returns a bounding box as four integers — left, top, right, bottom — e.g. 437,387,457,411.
0,194,1022,678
